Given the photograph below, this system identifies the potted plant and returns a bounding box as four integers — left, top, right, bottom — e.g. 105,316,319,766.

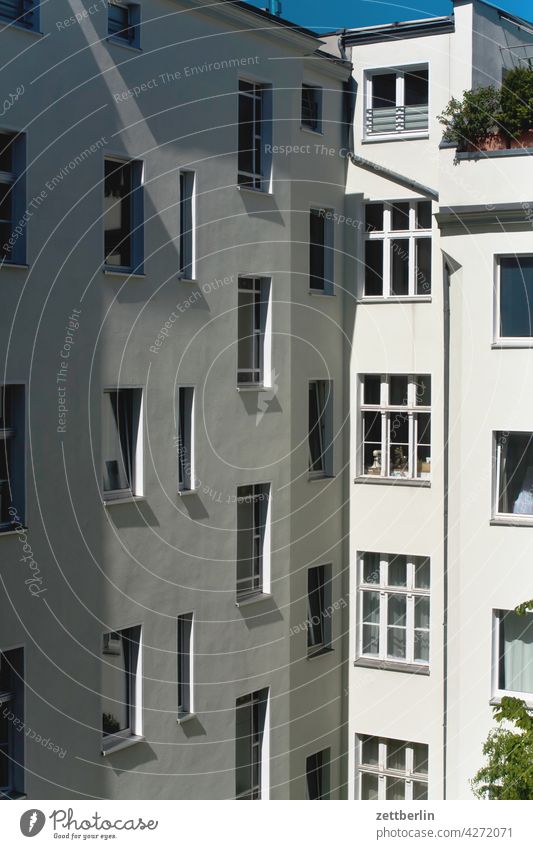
438,85,502,151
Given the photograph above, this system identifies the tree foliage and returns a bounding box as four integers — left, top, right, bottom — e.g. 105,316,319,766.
499,65,533,138
471,601,533,800
438,86,501,150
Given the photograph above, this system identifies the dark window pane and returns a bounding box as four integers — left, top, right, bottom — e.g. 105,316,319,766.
390,375,408,406
104,160,132,268
416,239,432,295
500,257,533,337
391,202,410,231
238,92,254,176
372,73,397,109
415,376,431,406
362,551,380,584
310,209,325,290
404,69,428,106
363,375,381,405
416,201,432,229
388,555,407,587
498,432,533,515
108,2,133,41
391,239,409,296
302,85,320,130
365,240,383,296
0,133,14,173
365,203,384,233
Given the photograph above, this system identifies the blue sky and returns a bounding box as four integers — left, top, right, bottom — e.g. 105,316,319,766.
246,0,533,31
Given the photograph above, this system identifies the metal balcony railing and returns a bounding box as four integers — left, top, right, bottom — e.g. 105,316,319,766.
366,105,429,135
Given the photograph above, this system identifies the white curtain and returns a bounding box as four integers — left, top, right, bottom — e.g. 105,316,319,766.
503,612,533,694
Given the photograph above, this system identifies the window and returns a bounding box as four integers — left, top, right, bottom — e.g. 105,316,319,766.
177,387,194,493
237,277,271,386
365,66,429,136
364,201,432,298
0,385,25,529
494,610,533,703
357,735,428,800
494,431,533,518
301,84,322,132
0,132,26,265
306,749,330,799
496,256,533,339
358,552,430,667
0,0,37,30
0,648,24,797
310,208,334,293
101,626,141,748
177,613,193,718
178,171,195,279
235,688,268,799
108,1,140,47
102,388,142,499
238,80,272,191
307,564,332,655
360,374,431,480
309,380,333,477
236,483,270,600
104,158,143,271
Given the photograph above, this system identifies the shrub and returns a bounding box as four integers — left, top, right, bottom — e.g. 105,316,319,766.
499,64,533,138
438,85,501,150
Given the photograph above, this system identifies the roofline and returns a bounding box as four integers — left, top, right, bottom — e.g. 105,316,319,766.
470,0,533,29
227,1,321,41
341,15,455,46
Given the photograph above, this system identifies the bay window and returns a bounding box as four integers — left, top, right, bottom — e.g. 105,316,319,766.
494,610,533,703
365,66,429,137
364,200,432,298
360,374,431,480
357,552,430,668
357,735,428,800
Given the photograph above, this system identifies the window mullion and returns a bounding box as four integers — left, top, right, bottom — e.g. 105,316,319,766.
379,589,387,661
408,412,415,478
408,235,415,296
382,412,389,477
406,593,414,663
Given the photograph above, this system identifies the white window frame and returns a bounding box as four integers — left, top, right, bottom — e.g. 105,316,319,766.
177,612,194,718
235,688,269,800
102,387,143,501
309,207,334,294
237,79,273,193
364,63,429,140
101,625,142,753
359,374,431,480
357,552,430,667
308,380,334,478
0,384,25,531
493,430,533,524
237,277,272,387
301,83,323,133
363,200,432,299
236,483,271,601
103,156,144,273
177,386,195,493
178,170,196,280
356,735,429,800
492,609,533,708
0,647,24,797
494,255,533,346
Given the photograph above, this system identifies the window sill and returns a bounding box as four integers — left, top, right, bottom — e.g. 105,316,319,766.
308,289,335,297
103,495,146,507
490,516,533,528
492,341,533,349
0,20,43,38
176,712,196,725
0,525,27,537
358,296,432,304
307,646,334,659
300,125,323,136
354,476,431,488
362,132,429,144
178,488,198,497
106,36,142,53
101,735,145,757
237,185,273,197
236,384,270,392
0,790,27,800
235,592,272,608
307,473,335,482
0,262,29,271
177,275,198,284
354,657,430,675
103,268,145,279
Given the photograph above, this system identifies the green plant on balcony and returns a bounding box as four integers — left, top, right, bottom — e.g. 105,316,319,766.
438,85,501,150
499,64,533,139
